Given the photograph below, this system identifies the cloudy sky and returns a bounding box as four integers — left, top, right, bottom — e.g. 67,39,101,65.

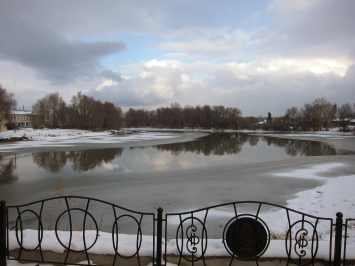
0,0,354,116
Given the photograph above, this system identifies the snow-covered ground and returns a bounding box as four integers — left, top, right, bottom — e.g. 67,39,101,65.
2,129,355,264
0,127,353,141
0,128,112,141
0,128,208,154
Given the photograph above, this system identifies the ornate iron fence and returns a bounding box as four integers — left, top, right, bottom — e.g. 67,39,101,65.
0,198,352,266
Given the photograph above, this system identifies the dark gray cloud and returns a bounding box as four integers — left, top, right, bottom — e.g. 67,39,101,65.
0,0,167,37
0,17,126,84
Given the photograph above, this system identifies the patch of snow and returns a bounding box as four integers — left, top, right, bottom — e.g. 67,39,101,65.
0,129,112,141
273,163,344,180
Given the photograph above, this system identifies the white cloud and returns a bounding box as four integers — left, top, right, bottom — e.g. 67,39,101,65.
95,80,118,91
88,56,355,117
144,59,168,68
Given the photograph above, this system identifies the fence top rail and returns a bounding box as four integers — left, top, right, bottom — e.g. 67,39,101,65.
5,196,155,216
165,200,333,221
4,198,337,221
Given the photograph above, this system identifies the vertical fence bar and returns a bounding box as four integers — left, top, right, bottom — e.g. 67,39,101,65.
156,207,163,266
334,212,343,266
0,201,6,266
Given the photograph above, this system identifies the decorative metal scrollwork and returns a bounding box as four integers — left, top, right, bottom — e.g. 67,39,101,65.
223,215,270,260
286,220,318,265
176,217,207,262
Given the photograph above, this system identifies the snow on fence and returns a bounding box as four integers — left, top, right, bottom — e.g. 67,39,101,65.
0,197,353,266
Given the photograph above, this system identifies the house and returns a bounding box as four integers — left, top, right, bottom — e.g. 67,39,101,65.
11,110,34,128
0,108,36,131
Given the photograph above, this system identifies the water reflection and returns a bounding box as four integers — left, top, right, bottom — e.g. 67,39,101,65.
262,137,337,157
150,133,338,157
32,148,123,173
0,156,18,184
32,151,67,173
29,133,351,175
152,133,249,156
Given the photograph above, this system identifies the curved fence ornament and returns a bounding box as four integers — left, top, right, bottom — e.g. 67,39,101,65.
285,219,319,266
175,216,208,263
55,208,99,253
112,214,143,259
223,215,270,260
15,209,44,252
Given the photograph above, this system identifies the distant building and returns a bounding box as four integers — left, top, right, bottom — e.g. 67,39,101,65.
11,110,34,128
0,108,37,131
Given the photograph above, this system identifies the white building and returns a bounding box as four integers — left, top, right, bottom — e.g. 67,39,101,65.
0,109,35,131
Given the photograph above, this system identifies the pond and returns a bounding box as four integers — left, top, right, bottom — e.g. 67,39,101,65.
1,132,353,234
0,132,342,184
0,132,348,202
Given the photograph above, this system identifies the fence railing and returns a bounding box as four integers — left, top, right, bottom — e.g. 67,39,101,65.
0,197,352,266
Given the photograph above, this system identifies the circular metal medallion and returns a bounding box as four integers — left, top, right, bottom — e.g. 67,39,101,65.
226,217,268,259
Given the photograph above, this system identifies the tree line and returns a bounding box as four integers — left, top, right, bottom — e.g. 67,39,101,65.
125,103,243,129
280,98,355,132
1,83,354,132
31,91,123,130
124,98,355,132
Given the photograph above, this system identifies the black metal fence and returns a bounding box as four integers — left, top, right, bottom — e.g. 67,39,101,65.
0,197,352,266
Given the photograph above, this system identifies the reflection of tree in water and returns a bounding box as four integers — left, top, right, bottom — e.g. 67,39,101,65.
67,149,123,172
32,151,67,173
152,133,341,157
32,148,123,173
153,133,249,156
261,137,337,156
0,156,18,184
248,135,260,146
336,150,355,155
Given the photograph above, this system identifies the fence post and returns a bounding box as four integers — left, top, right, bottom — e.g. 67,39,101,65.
334,212,343,266
156,207,163,266
0,200,6,266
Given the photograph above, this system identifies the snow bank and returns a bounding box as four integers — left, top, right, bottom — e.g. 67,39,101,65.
0,129,112,141
8,229,355,261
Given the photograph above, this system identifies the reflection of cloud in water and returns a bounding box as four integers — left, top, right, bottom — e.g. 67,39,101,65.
151,152,175,170
102,163,119,170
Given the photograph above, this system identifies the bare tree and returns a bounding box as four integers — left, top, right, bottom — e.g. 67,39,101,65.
0,84,17,126
312,98,337,129
285,106,299,130
337,103,354,132
32,92,66,128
